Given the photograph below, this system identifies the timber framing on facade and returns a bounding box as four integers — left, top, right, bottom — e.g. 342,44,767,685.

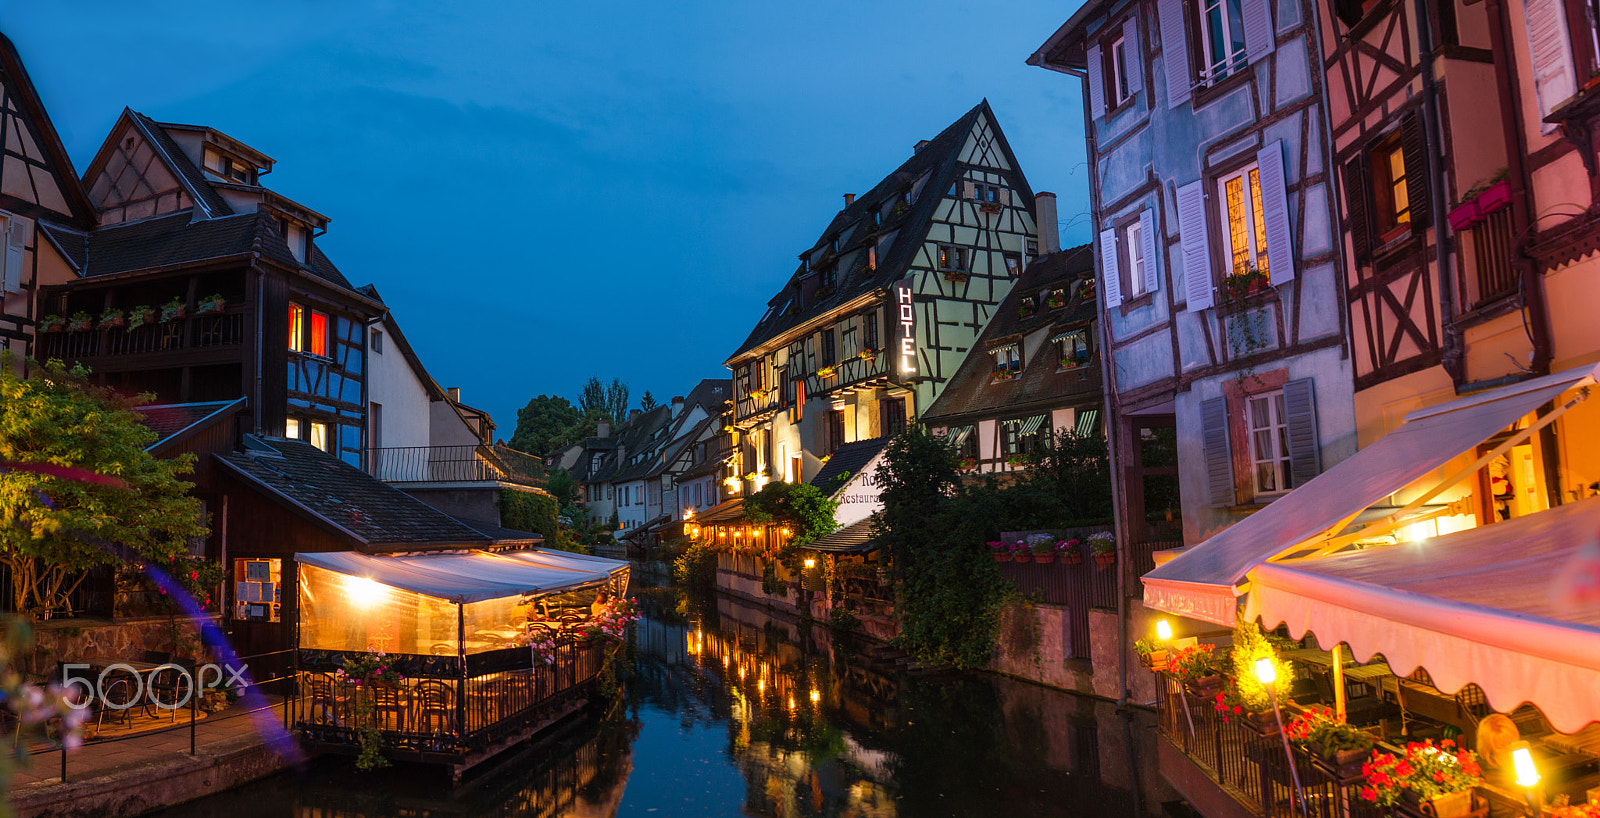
723,101,1045,492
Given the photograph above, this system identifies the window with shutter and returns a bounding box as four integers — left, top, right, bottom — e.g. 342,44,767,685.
1122,14,1144,96
1245,389,1293,495
1201,396,1235,506
1139,208,1160,295
1398,112,1431,230
1368,134,1410,239
1100,227,1123,308
1198,0,1249,82
1341,155,1374,262
1282,378,1321,487
1524,0,1578,132
1242,0,1275,61
1177,181,1214,308
1256,140,1296,285
1159,0,1193,108
1120,219,1149,299
1088,42,1107,119
1,215,23,295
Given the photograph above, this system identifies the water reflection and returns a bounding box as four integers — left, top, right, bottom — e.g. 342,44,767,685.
160,585,1176,817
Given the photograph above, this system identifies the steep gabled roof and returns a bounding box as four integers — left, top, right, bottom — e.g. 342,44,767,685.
122,109,234,218
0,33,98,228
727,101,1035,363
135,398,246,454
809,436,889,493
921,244,1101,422
216,437,492,549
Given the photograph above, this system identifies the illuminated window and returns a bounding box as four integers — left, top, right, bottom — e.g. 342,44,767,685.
1216,163,1269,278
1247,390,1293,495
309,311,328,357
1004,253,1022,277
308,421,329,452
233,558,281,622
1371,136,1410,236
937,244,969,272
286,418,300,439
288,303,305,352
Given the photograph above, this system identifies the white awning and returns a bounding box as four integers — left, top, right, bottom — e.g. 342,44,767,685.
1075,409,1099,437
295,548,628,604
947,425,974,448
1144,363,1600,626
1245,496,1600,733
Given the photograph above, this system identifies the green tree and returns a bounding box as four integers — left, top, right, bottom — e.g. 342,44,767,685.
509,394,582,455
745,480,839,596
0,356,209,619
639,391,658,412
578,377,609,419
604,379,630,423
545,466,579,506
874,427,1010,669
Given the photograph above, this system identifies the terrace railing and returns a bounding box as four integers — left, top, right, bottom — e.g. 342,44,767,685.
37,308,247,362
366,445,508,484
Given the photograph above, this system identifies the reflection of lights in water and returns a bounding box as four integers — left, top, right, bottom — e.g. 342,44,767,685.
787,696,795,710
810,689,820,704
723,655,729,668
738,666,746,679
757,678,765,694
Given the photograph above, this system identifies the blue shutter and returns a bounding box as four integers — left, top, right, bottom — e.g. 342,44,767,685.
1122,15,1143,95
1177,181,1213,309
1283,378,1321,488
1087,43,1107,120
1100,227,1123,308
1139,208,1159,295
1159,0,1191,108
1256,140,1296,285
1243,0,1275,62
1202,397,1234,506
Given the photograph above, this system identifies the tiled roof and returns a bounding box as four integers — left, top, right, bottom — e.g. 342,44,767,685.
727,100,1035,362
215,437,492,549
128,110,234,219
803,517,879,554
78,209,358,294
37,222,88,271
810,436,889,493
683,378,731,412
921,245,1103,423
0,33,97,228
695,498,745,524
134,398,245,452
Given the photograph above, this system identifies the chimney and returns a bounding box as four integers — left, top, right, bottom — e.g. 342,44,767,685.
629,409,641,422
597,419,611,438
447,387,461,402
1035,192,1060,254
913,139,931,154
671,395,685,418
843,193,855,207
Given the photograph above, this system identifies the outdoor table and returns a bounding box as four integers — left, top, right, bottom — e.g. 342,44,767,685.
80,658,178,719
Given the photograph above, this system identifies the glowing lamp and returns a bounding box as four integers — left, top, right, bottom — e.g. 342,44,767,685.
804,558,816,569
1254,657,1277,685
1511,741,1540,788
754,529,763,538
809,689,820,704
781,528,792,536
347,576,385,609
788,697,795,710
1156,620,1173,642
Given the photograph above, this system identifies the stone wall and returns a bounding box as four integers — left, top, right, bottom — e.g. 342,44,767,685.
989,599,1167,705
16,615,220,678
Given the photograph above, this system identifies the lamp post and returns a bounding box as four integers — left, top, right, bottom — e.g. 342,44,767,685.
1257,657,1307,815
1511,740,1541,816
1157,620,1195,741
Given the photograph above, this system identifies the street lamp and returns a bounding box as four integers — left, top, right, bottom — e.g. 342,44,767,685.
1155,619,1173,642
1159,620,1195,740
1257,656,1307,815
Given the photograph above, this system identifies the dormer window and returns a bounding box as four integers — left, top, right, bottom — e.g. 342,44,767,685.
1054,329,1091,369
990,343,1021,382
202,149,255,184
278,217,309,264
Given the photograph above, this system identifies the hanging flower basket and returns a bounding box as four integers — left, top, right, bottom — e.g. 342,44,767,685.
67,312,93,332
1058,539,1083,564
987,541,1010,562
38,315,65,333
196,294,226,315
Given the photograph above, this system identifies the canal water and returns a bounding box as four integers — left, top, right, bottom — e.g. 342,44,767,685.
159,585,1178,817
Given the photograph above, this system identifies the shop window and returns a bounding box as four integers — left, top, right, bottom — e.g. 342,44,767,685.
233,558,281,622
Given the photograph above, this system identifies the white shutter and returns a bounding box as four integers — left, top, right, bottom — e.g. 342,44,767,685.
1201,396,1235,506
1256,140,1296,285
999,188,1012,206
1123,15,1143,95
1,216,25,295
961,180,976,200
1525,0,1577,132
1139,208,1159,295
1100,227,1123,308
1087,43,1107,120
1159,0,1192,108
1243,0,1275,62
1176,181,1214,309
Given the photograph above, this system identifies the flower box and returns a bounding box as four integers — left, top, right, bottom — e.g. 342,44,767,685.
1447,199,1482,231
196,295,226,315
1094,552,1116,566
979,202,1003,215
1476,180,1512,215
816,366,837,379
67,313,93,332
943,271,970,283
857,349,877,361
1012,552,1032,564
38,316,65,333
1140,650,1169,671
1033,552,1055,564
1061,547,1083,565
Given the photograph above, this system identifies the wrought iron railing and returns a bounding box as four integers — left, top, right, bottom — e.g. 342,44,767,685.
365,445,506,483
37,308,247,361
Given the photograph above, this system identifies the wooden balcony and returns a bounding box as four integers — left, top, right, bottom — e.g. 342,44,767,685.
36,308,249,371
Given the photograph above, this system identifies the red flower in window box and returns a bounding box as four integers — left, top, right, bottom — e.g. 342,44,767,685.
979,202,1003,215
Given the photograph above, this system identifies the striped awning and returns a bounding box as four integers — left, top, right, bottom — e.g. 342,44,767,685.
947,425,974,448
1075,409,1100,437
1018,414,1048,436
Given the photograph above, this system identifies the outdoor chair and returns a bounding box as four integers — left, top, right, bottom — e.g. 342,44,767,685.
303,673,345,726
413,680,456,735
369,684,408,732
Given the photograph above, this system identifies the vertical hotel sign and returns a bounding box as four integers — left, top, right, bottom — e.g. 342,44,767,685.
893,278,916,383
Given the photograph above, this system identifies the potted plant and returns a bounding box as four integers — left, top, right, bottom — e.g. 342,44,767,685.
1170,643,1216,686
67,311,93,332
1057,537,1083,564
990,368,1020,383
161,297,186,323
817,365,837,379
943,270,970,283
196,293,226,315
1359,740,1482,818
957,457,978,471
1087,531,1116,565
979,201,1003,215
857,348,877,361
1134,637,1168,671
1222,265,1271,305
38,315,65,333
1010,540,1031,563
1028,533,1056,563
1005,454,1028,467
98,307,126,329
1046,291,1066,309
1309,719,1376,777
988,541,1011,563
1213,677,1276,732
126,305,157,329
1018,300,1036,318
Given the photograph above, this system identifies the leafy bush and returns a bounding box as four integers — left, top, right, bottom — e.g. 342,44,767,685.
500,489,583,553
672,541,718,590
828,606,861,632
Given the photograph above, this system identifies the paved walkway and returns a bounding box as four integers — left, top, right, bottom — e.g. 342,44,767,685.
10,698,297,818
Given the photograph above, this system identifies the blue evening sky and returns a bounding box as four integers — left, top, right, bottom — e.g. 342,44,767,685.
2,1,1090,435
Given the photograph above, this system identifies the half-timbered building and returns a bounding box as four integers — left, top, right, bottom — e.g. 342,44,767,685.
0,33,98,367
723,101,1046,493
35,109,383,464
921,244,1105,475
1031,0,1357,550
